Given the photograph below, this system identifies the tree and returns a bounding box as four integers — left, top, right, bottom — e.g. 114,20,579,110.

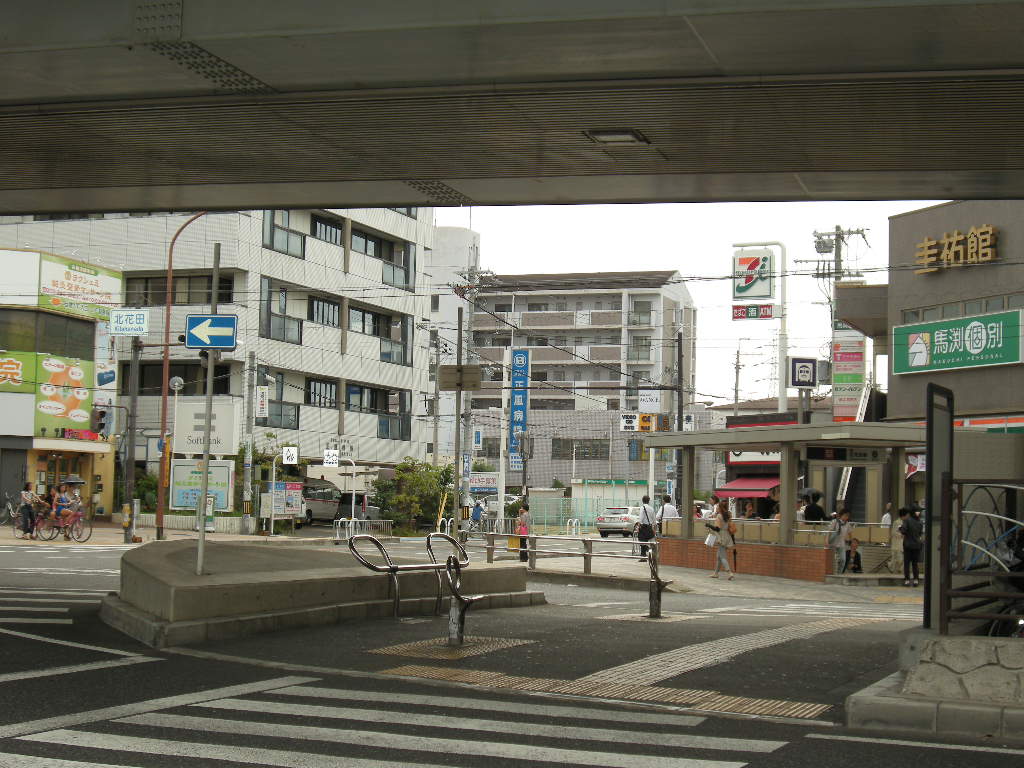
371,457,454,527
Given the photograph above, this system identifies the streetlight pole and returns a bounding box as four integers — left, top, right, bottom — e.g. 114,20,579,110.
156,211,208,539
733,241,788,414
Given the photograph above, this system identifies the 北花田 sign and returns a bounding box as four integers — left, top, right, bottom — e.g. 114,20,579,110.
508,349,529,455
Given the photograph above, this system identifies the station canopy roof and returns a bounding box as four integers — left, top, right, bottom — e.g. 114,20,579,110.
644,423,928,452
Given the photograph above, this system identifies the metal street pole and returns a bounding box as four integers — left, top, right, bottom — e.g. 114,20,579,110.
733,241,787,413
243,349,256,523
453,306,463,515
123,336,141,543
157,211,208,540
675,329,684,507
195,243,220,576
431,335,441,466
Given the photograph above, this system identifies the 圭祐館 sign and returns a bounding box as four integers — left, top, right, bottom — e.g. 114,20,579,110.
914,225,998,274
892,310,1022,375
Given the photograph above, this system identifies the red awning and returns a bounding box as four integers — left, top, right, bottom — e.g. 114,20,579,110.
715,477,780,498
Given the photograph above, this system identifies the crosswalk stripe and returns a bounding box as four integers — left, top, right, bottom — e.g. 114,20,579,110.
0,610,69,618
195,697,781,753
0,589,108,596
116,713,748,768
0,656,159,684
0,756,139,768
0,597,99,604
275,684,706,726
16,730,466,768
0,618,73,624
0,676,318,739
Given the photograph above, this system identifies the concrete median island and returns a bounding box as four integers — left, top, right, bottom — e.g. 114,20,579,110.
101,540,544,648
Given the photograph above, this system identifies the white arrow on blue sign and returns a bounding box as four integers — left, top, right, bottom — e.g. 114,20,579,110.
185,314,238,349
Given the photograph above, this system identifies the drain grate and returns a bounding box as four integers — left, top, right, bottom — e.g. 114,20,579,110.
370,636,534,660
380,664,832,720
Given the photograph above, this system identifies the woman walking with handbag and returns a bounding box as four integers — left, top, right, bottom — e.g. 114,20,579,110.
706,500,735,580
517,503,531,563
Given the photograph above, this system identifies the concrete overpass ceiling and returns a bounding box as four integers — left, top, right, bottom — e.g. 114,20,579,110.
3,1,1024,211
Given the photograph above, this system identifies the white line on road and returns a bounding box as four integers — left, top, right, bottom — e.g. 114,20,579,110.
698,606,745,613
14,730,492,768
0,626,155,657
806,733,1024,755
0,568,118,574
0,597,99,604
197,697,776,752
0,589,108,597
274,684,706,726
581,618,876,685
0,676,318,739
0,606,69,612
0,618,73,624
115,714,748,768
0,756,141,768
574,601,638,608
0,656,160,684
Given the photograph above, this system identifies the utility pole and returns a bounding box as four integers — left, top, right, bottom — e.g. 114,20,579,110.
453,307,464,515
123,336,142,543
195,243,220,576
430,332,441,466
675,329,685,507
520,429,529,499
733,348,742,417
243,349,255,522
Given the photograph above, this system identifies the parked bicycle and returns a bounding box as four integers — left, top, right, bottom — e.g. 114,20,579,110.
11,497,91,542
0,490,15,526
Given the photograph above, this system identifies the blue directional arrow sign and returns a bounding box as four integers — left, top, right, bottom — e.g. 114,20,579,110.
185,314,238,349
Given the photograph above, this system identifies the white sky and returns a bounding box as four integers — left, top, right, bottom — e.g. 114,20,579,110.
435,201,940,405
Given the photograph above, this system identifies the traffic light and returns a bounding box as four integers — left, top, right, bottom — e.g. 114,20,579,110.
90,407,111,436
198,349,210,369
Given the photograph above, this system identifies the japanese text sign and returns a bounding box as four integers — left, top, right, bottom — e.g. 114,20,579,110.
893,310,1022,374
508,348,529,455
914,225,998,274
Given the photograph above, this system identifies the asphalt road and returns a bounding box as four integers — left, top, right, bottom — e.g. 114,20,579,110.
0,541,1021,768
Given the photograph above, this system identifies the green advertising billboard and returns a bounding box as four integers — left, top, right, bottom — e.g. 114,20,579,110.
37,252,122,321
892,310,1023,375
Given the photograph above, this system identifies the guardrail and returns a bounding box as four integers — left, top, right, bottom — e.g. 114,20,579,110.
347,532,468,618
467,533,671,618
332,518,393,541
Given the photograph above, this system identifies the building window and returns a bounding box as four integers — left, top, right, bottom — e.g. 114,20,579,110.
260,277,302,344
123,362,229,396
552,438,609,459
942,303,961,319
125,275,232,307
263,210,305,258
986,296,1005,312
308,297,340,327
595,301,603,310
963,300,982,315
611,301,622,311
430,294,440,312
902,309,920,323
527,303,549,312
551,370,565,381
576,301,583,311
531,370,548,382
494,303,512,313
528,336,548,347
259,401,299,430
0,310,95,359
921,306,941,321
481,437,500,458
555,302,567,311
311,215,344,246
1008,293,1024,309
351,229,381,258
551,337,566,346
389,207,418,218
306,378,338,408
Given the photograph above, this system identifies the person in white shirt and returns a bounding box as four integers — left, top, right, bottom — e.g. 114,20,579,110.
880,502,893,529
657,495,679,527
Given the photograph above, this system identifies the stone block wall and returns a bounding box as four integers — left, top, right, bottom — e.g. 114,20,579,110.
903,636,1024,704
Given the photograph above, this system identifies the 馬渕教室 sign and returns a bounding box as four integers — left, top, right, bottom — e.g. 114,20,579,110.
892,310,1022,374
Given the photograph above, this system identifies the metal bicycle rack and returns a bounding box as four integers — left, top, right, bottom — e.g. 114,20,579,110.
347,533,469,618
564,518,581,536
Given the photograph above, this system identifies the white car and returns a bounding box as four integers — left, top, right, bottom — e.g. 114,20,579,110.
596,506,640,537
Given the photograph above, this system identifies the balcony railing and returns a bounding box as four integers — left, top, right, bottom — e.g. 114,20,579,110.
382,262,410,290
626,346,652,361
378,413,412,441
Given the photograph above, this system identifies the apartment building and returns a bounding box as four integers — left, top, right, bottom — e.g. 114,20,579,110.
0,208,433,500
468,271,696,489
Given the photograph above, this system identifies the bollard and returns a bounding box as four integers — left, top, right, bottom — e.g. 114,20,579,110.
647,544,672,619
527,535,536,570
485,532,495,563
121,503,132,543
448,597,464,646
131,499,140,543
583,538,593,575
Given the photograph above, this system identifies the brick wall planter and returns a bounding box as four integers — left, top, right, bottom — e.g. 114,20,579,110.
658,537,834,582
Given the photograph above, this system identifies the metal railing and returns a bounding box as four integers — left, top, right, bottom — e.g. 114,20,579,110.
564,518,581,536
437,517,454,536
333,518,393,541
940,481,1024,634
467,533,670,618
347,532,468,618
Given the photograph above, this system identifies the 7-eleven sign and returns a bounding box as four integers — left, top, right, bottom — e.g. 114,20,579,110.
733,249,774,299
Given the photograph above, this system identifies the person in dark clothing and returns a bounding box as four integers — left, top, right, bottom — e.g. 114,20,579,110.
845,538,864,574
802,493,827,523
899,506,924,586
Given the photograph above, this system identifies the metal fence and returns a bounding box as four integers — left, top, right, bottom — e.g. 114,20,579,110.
333,518,394,540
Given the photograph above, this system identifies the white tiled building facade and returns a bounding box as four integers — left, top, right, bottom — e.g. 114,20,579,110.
0,208,433,477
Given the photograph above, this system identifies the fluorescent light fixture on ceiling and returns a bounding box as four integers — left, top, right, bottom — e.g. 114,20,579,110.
585,129,649,145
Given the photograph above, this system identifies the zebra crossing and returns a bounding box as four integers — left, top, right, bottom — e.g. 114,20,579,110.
701,602,921,622
0,675,792,768
0,545,136,554
0,586,107,626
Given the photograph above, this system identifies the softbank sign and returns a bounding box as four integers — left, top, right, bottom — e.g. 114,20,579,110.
172,400,240,456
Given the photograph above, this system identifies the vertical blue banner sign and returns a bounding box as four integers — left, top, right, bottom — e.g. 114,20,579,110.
508,348,530,456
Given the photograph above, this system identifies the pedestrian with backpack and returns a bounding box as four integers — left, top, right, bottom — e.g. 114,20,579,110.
898,505,924,586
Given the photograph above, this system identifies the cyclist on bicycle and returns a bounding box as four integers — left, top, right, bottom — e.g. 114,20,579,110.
470,499,483,532
55,483,74,540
